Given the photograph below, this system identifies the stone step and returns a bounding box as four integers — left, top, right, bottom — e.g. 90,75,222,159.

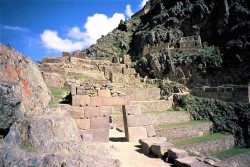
155,121,213,141
116,87,161,101
173,133,235,156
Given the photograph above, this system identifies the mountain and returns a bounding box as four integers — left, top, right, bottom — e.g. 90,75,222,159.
86,0,250,87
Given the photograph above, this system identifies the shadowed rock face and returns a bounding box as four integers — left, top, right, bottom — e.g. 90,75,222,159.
0,83,21,136
0,44,51,116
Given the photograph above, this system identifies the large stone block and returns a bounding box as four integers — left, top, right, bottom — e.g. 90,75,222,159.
71,85,76,95
93,128,109,142
123,105,142,115
140,114,153,126
79,129,93,142
90,116,109,129
75,118,90,130
99,106,111,117
98,89,111,97
84,107,100,118
146,125,156,137
168,148,189,163
127,127,147,142
151,142,174,158
90,96,102,107
68,110,85,119
127,115,141,127
67,106,85,119
139,137,167,155
72,95,90,107
101,97,127,106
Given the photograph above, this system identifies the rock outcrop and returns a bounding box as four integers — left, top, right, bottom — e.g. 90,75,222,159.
0,44,51,117
0,44,119,166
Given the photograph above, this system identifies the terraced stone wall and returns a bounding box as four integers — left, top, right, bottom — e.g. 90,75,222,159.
178,135,235,156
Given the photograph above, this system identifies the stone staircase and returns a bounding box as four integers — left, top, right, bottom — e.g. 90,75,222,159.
112,85,236,166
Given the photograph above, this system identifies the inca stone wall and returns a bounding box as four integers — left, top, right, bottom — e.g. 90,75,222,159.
192,85,250,102
143,35,202,57
122,105,156,142
99,55,141,86
152,111,191,125
69,82,128,142
38,54,141,89
178,134,235,156
68,81,158,143
156,122,213,141
116,87,161,101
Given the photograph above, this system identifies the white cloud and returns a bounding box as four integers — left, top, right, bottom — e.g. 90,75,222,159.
125,4,134,18
3,25,29,33
67,27,86,40
84,13,125,44
41,13,125,53
40,30,87,52
139,0,149,9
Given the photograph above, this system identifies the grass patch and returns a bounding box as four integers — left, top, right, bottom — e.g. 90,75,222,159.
73,74,91,81
212,147,250,160
144,108,185,114
156,120,209,129
143,84,159,88
49,86,68,105
172,133,227,147
166,108,185,112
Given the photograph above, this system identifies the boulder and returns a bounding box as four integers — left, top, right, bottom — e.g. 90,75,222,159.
151,142,174,158
0,44,51,116
139,137,166,155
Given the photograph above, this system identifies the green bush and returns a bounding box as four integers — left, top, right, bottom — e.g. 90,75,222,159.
174,94,250,146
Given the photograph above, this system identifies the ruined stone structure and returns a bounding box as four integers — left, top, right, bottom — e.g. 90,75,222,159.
38,54,140,88
143,35,202,57
192,85,250,102
99,55,140,86
67,82,156,142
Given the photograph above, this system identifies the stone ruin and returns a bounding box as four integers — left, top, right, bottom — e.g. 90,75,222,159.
38,53,141,89
143,35,202,57
66,81,156,142
99,55,140,86
192,85,250,102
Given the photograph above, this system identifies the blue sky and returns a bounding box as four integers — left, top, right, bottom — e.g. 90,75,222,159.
0,0,148,61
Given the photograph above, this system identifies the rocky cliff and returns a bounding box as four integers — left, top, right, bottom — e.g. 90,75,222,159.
0,44,119,166
86,0,250,87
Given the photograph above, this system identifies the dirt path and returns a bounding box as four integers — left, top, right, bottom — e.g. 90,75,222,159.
109,129,171,167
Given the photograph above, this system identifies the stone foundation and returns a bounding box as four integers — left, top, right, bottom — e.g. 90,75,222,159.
178,135,235,156
156,122,213,141
192,85,250,102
